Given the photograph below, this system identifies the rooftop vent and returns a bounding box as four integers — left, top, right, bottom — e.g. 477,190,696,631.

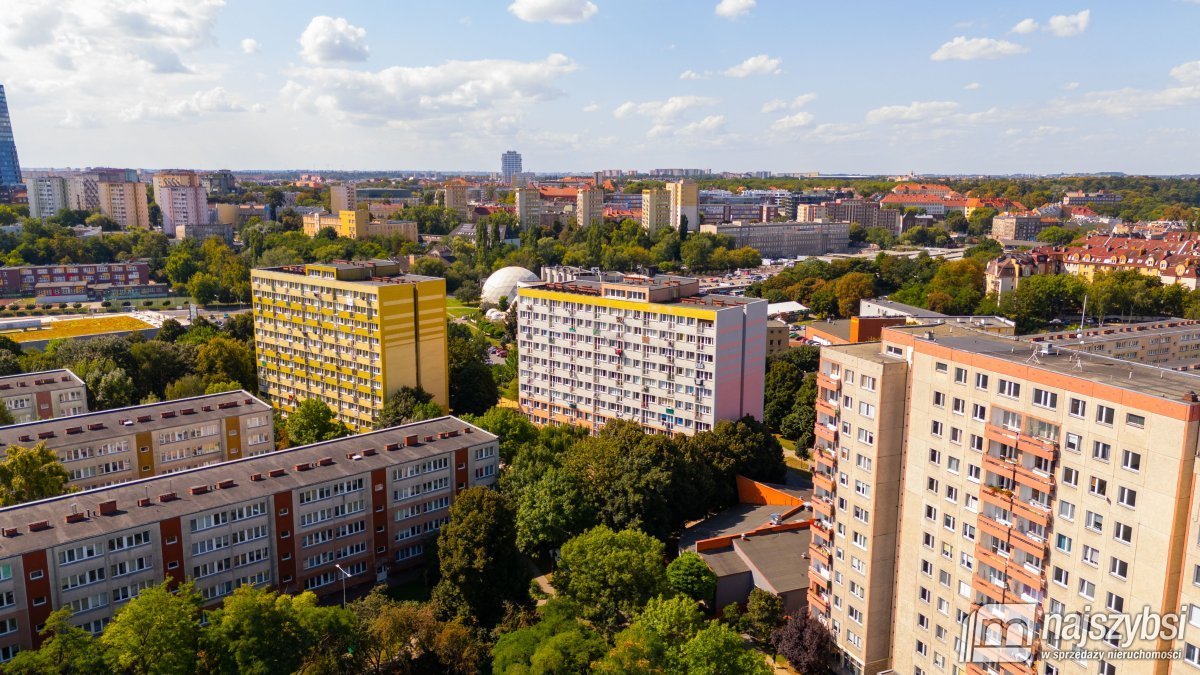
28,520,51,532
268,468,286,478
190,485,210,495
217,479,236,490
158,492,178,503
98,500,117,516
250,473,265,482
137,497,151,507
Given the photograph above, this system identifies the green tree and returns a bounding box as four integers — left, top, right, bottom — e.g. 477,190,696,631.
447,323,499,415
1036,225,1077,246
744,588,785,645
374,386,442,429
101,581,203,675
491,600,608,675
555,525,668,633
156,318,186,342
187,272,222,305
164,374,208,400
285,399,350,446
465,406,538,464
0,350,21,377
0,442,72,506
431,487,529,627
4,608,106,674
683,416,786,509
0,404,13,426
780,372,818,449
831,271,875,318
515,466,596,556
91,367,136,410
196,336,257,392
679,623,770,675
666,552,717,605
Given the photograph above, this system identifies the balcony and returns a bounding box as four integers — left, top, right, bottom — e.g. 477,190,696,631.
1011,498,1051,529
971,574,1008,604
814,423,838,444
812,518,833,536
812,471,836,494
807,589,830,614
817,372,841,392
810,545,832,568
811,497,834,519
815,397,838,417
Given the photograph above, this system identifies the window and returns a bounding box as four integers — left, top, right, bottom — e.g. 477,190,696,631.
929,449,942,465
858,401,875,418
935,362,948,374
857,429,875,445
1085,511,1104,532
1121,450,1141,472
1126,413,1145,428
1062,467,1078,487
1059,501,1076,521
932,391,946,407
1092,441,1111,462
1082,546,1100,566
997,379,1020,398
1089,476,1108,497
1078,579,1095,600
1110,557,1129,579
975,373,989,390
1052,566,1069,586
1113,522,1132,544
1105,593,1124,613
861,375,876,391
1032,388,1058,409
1096,405,1115,426
1056,534,1073,553
947,457,960,474
931,421,944,437
971,404,986,421
1117,486,1137,508
954,367,967,384
1064,433,1081,454
967,464,981,482
1069,398,1086,418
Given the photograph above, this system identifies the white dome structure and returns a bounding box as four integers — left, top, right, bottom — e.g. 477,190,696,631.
482,266,538,304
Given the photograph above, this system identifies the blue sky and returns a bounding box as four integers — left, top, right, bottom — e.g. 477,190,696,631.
3,0,1200,174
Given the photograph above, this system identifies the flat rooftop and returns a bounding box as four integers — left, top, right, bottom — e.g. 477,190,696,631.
889,322,1200,401
1029,319,1200,348
256,260,439,287
0,369,83,395
0,391,270,450
0,416,496,558
699,529,812,594
529,274,760,309
679,503,805,551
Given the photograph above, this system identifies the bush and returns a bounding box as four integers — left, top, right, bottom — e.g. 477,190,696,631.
143,300,153,307
23,303,35,310
72,303,82,309
58,303,68,309
161,300,173,306
30,310,43,316
100,301,111,307
121,301,131,307
14,311,26,317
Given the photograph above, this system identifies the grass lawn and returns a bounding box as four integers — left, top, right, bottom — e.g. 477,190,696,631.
446,296,481,320
775,435,796,452
1,315,153,343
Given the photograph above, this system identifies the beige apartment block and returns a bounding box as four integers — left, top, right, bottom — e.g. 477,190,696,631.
810,342,908,675
641,188,670,231
97,180,150,230
576,186,604,227
0,369,87,423
0,416,498,662
0,391,273,491
878,323,1200,675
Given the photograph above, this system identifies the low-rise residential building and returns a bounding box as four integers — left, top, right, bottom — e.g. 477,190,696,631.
1063,190,1122,205
991,212,1060,241
766,318,790,356
177,221,234,245
0,370,87,423
0,262,151,298
985,250,1062,296
0,391,273,491
0,416,498,658
516,271,767,436
699,221,851,258
301,210,417,241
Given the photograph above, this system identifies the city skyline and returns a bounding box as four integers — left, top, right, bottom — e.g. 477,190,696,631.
2,1,1199,175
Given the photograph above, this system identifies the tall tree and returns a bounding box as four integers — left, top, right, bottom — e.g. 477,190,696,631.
101,582,203,675
0,442,72,506
374,386,443,430
679,623,771,675
515,466,596,556
772,612,840,675
555,526,668,633
431,487,529,627
285,399,350,446
4,608,106,674
744,588,785,646
666,552,717,605
447,323,499,415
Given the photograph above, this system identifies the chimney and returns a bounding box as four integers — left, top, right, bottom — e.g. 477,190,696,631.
189,485,210,496
137,497,151,507
158,492,178,503
98,500,118,516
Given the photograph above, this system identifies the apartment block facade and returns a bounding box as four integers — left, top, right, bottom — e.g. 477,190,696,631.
516,272,766,436
301,210,417,241
0,391,273,491
515,187,542,229
252,260,449,431
0,417,499,661
576,186,604,227
0,262,150,298
97,179,150,230
812,321,1200,675
26,176,67,219
641,188,671,231
668,179,699,232
699,220,851,258
152,171,208,237
0,370,87,423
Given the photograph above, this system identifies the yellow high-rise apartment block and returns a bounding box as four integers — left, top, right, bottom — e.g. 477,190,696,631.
251,260,449,431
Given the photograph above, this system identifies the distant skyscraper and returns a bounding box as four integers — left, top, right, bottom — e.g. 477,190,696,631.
501,150,522,183
0,84,22,187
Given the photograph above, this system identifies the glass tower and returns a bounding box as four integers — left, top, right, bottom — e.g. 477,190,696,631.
0,85,21,187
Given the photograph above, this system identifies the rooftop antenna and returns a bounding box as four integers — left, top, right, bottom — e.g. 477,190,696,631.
1078,295,1088,340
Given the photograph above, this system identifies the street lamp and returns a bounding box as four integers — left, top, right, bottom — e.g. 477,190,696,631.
334,563,352,608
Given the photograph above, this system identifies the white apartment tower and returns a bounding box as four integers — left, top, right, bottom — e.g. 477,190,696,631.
152,171,208,237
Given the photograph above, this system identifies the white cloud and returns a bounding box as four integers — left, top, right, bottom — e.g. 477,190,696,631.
761,99,787,113
806,123,868,143
762,93,815,113
120,87,263,121
582,102,599,112
298,16,369,64
1046,10,1090,37
613,95,716,122
58,110,102,129
931,36,1028,61
508,0,598,24
1011,18,1039,34
680,70,710,80
1064,81,1080,90
676,115,726,136
1172,61,1200,83
964,82,981,90
240,38,259,54
866,100,961,124
282,54,578,127
771,112,814,131
723,54,782,77
715,0,755,19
